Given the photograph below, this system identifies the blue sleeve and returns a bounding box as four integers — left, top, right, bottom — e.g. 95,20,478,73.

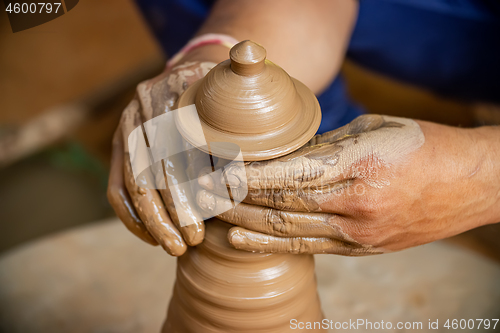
348,0,500,104
135,0,364,133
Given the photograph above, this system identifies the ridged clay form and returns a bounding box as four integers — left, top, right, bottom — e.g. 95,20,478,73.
175,40,321,161
163,220,324,332
165,41,325,332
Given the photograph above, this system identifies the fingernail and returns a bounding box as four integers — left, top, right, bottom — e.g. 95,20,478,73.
228,229,246,246
198,174,214,190
229,230,261,253
161,237,187,257
225,174,241,187
181,223,205,246
196,190,216,212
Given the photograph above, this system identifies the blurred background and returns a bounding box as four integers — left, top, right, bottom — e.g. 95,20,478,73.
0,0,499,259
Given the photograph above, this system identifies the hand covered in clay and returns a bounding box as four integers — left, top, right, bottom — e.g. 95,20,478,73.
108,61,216,256
196,115,500,255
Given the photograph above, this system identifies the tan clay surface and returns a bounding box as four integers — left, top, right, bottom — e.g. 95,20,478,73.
164,219,324,332
175,41,321,161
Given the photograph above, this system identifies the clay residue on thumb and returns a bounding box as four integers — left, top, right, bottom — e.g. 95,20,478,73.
197,173,214,191
227,227,249,248
196,190,216,212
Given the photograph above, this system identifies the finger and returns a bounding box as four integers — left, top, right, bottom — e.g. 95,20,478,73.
121,102,186,256
154,158,205,246
207,143,348,195
197,167,242,203
198,169,353,213
196,190,353,240
145,119,205,246
197,167,216,191
228,227,384,256
124,156,187,256
107,128,158,246
167,140,215,244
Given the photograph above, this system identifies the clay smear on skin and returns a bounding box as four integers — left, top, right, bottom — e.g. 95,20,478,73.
329,117,424,185
230,116,425,210
227,224,387,256
167,62,215,96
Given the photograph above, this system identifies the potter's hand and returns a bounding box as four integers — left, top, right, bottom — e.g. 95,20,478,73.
197,115,500,255
108,61,215,256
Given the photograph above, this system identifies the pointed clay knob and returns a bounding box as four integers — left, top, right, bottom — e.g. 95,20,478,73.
175,40,321,161
229,40,266,76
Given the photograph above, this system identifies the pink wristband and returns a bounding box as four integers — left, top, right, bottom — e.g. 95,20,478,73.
166,33,240,69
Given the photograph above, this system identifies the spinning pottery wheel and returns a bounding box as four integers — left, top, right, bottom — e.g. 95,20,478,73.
165,41,325,332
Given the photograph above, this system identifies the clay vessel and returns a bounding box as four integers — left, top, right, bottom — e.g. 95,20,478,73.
165,41,325,331
175,40,321,161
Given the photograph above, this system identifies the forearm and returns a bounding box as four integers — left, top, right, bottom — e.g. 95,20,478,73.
186,0,358,94
413,122,500,239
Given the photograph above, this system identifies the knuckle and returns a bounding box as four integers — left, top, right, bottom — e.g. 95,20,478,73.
292,158,325,188
349,190,384,219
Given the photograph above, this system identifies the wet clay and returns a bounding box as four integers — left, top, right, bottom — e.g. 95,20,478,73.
164,41,326,331
163,219,324,332
175,40,321,161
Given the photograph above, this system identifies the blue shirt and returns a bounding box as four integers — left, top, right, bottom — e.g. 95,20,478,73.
136,0,500,133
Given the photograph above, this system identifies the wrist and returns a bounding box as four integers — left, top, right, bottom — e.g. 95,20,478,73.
418,121,499,235
473,125,500,226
